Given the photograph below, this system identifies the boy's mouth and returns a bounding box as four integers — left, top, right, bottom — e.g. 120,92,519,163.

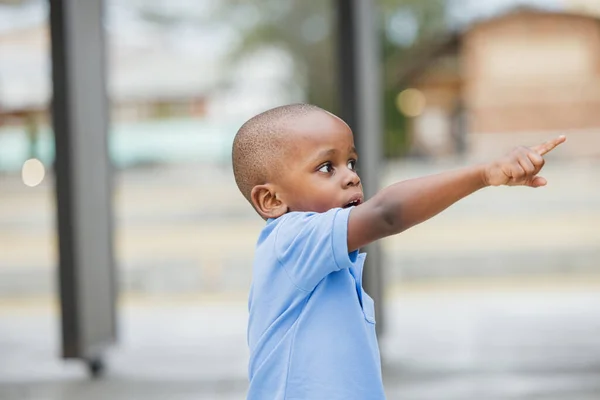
343,196,363,208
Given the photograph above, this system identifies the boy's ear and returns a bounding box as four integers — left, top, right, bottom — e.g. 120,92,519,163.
250,184,288,219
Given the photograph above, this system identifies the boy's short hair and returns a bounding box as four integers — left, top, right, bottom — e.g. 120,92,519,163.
232,103,324,206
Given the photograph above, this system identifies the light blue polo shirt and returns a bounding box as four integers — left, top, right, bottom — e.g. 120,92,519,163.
247,207,385,399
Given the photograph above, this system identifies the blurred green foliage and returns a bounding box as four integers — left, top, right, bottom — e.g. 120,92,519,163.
138,0,448,157
214,0,447,157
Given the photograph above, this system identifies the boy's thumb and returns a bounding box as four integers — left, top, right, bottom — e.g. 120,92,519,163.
529,176,547,188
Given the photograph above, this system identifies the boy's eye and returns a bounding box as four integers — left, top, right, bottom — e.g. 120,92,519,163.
348,160,356,171
318,162,333,173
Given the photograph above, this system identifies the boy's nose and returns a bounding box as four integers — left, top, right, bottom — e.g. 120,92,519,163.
344,171,361,187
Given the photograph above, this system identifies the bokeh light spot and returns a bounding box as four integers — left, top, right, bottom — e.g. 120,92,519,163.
396,88,426,117
21,158,45,187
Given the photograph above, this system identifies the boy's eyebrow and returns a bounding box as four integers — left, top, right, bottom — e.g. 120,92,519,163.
313,148,337,162
312,146,358,163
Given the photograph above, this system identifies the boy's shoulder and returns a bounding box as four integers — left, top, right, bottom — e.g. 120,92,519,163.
264,208,345,238
258,211,318,247
259,207,353,262
256,207,359,292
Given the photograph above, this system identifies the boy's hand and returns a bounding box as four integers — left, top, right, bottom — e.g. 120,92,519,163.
483,135,566,188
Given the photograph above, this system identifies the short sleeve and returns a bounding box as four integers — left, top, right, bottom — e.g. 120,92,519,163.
274,207,359,292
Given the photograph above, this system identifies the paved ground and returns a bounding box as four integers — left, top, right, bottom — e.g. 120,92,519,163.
1,159,600,399
3,286,600,399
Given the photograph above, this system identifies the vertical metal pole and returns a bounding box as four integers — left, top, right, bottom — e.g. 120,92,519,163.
336,0,385,334
49,0,116,375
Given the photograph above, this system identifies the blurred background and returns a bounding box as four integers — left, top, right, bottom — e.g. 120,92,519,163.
1,0,600,399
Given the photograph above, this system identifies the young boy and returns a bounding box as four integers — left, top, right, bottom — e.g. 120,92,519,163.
232,103,565,399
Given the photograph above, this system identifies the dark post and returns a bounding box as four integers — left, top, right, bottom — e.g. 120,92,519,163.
336,0,385,334
49,0,116,376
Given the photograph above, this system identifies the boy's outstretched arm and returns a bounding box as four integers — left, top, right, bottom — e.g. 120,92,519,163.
347,136,566,252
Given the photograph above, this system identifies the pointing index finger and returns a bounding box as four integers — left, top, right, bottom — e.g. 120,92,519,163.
531,135,566,156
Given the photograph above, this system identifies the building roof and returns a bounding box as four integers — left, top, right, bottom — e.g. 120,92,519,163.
393,8,600,89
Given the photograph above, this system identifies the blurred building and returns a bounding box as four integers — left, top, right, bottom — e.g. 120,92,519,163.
0,23,214,124
398,9,600,159
0,7,296,171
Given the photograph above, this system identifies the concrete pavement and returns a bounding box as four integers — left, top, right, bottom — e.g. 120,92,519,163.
3,285,600,399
